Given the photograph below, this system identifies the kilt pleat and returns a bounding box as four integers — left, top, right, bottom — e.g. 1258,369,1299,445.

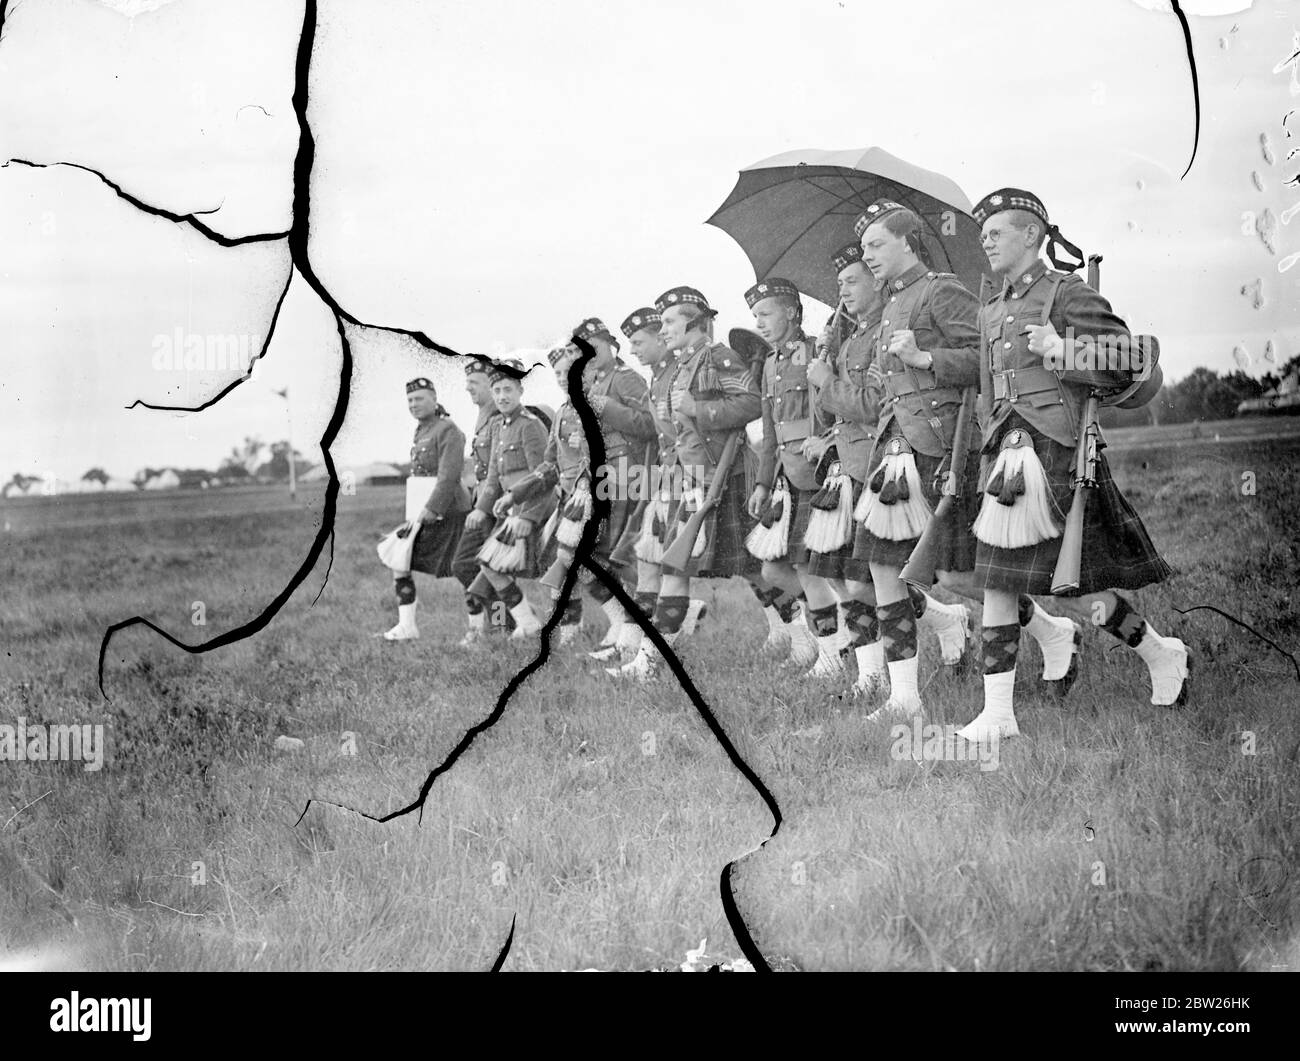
853,432,980,573
451,518,492,588
660,472,760,579
776,485,817,567
410,511,468,578
972,416,1176,595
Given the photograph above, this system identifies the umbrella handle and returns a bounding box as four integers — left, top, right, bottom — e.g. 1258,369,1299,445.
816,299,848,362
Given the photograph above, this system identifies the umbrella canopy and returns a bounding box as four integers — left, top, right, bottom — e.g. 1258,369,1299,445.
707,146,988,308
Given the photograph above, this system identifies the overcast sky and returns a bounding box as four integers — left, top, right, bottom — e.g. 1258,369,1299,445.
1,0,1294,484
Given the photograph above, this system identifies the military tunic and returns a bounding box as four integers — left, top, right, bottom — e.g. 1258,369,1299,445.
853,263,983,571
475,406,556,577
406,411,471,578
589,359,655,565
973,260,1173,594
809,315,884,583
659,339,762,579
452,404,505,589
609,352,682,568
755,330,824,565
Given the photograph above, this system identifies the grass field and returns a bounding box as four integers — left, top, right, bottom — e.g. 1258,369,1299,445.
1,421,1298,971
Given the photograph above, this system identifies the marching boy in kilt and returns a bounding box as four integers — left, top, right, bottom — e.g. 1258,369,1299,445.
575,318,657,651
609,286,760,681
462,360,557,639
601,308,709,669
848,200,987,719
379,377,471,641
511,322,655,649
804,243,902,700
958,188,1189,741
452,357,513,642
744,278,853,679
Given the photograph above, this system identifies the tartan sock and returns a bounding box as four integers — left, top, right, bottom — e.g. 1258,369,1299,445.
876,599,918,663
907,584,926,619
842,599,879,647
1017,594,1035,627
587,579,614,605
774,590,802,624
633,590,658,622
750,583,781,609
806,603,839,637
1101,594,1146,647
561,598,583,626
395,576,416,605
497,581,524,610
982,622,1020,674
653,595,689,635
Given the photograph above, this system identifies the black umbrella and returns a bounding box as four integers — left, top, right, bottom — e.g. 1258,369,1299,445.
707,146,987,308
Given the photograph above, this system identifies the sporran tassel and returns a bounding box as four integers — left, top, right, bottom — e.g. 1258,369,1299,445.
858,441,932,541
804,463,854,552
634,494,670,563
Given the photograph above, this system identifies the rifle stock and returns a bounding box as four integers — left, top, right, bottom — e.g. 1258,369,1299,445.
1050,393,1099,594
900,385,977,590
660,430,743,572
1050,255,1104,595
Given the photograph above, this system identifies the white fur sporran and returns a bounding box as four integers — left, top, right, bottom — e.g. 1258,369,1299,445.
746,476,792,561
858,439,932,541
972,430,1061,549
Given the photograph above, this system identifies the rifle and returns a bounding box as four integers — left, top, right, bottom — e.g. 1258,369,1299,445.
1050,254,1104,595
660,428,744,572
899,385,977,590
900,274,989,590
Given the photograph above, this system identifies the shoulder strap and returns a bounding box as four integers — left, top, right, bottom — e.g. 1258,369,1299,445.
1041,271,1080,439
1040,271,1069,326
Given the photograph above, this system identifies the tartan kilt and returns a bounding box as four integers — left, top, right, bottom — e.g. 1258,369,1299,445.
451,516,491,588
660,471,760,579
409,511,468,578
805,476,871,584
593,496,635,568
853,433,980,572
972,416,1176,595
536,496,636,582
775,485,818,567
610,459,682,569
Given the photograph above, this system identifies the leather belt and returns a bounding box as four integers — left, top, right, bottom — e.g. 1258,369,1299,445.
884,367,937,395
774,418,811,444
990,366,1061,403
884,368,960,405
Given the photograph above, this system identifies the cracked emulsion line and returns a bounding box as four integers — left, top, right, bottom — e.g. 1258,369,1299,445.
1170,1,1201,180
291,346,599,972
581,555,782,972
0,159,288,246
564,333,780,973
54,0,528,972
3,0,1228,974
127,266,296,414
1173,604,1300,684
0,0,772,967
